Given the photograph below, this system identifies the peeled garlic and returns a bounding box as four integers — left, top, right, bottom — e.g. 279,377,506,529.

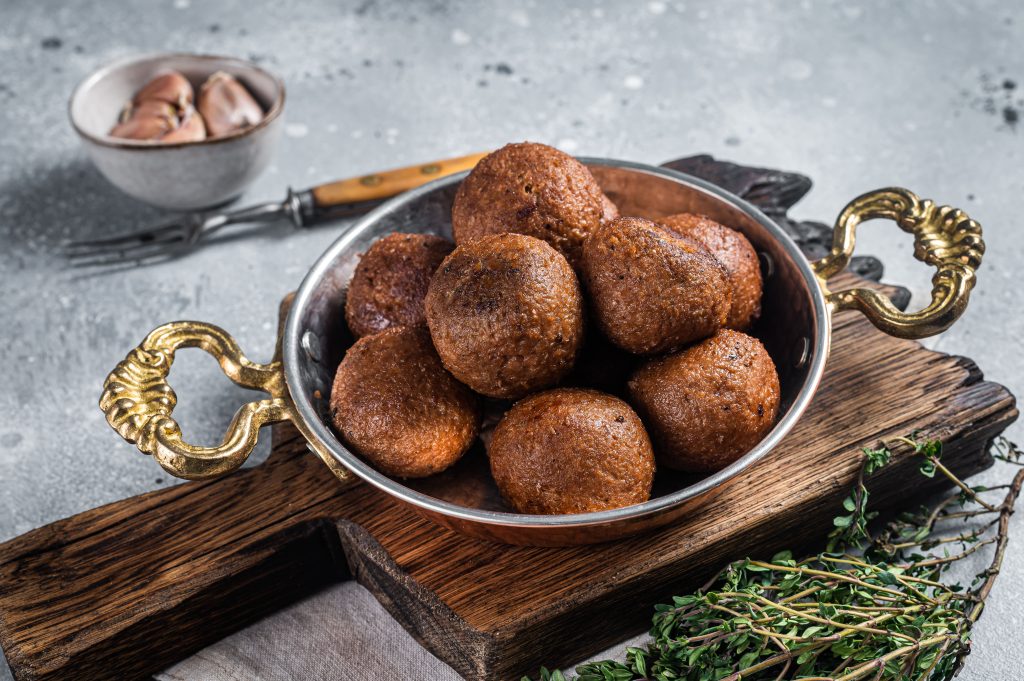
198,71,264,138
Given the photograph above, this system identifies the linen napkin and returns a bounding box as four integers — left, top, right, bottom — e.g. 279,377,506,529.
157,581,641,680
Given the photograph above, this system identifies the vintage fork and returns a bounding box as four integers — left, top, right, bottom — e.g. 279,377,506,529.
63,152,487,268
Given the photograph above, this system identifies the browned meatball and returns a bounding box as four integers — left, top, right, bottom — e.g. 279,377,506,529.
600,192,620,224
344,232,454,338
425,233,584,398
581,216,731,355
627,329,780,473
330,327,481,478
659,214,762,331
451,142,605,268
489,388,655,514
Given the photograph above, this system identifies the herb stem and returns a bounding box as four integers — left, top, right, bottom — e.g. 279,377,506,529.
532,438,1024,681
967,466,1024,622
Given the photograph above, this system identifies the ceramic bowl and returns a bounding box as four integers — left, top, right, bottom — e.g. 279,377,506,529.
69,53,285,210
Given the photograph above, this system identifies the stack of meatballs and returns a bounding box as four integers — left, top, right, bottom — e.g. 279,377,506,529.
330,142,781,516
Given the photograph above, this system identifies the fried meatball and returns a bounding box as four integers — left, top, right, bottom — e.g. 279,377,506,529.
600,192,620,224
581,216,731,355
425,233,584,399
330,327,481,478
344,232,454,338
451,142,605,268
627,329,780,473
489,388,654,514
659,213,762,330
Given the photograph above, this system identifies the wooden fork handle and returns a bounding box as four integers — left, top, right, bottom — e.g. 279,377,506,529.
302,152,487,221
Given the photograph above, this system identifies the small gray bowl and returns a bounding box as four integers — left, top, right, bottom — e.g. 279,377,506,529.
69,53,285,210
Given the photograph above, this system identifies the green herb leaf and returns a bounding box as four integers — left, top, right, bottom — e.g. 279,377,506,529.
526,436,1024,681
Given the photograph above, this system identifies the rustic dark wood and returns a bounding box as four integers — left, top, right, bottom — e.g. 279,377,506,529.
0,290,1014,681
0,158,1014,681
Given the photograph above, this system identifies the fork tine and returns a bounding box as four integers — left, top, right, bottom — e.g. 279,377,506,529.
61,220,188,253
66,234,188,268
67,247,182,269
67,245,181,268
65,226,184,255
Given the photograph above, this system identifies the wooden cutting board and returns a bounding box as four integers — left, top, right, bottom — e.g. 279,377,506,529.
0,159,1016,681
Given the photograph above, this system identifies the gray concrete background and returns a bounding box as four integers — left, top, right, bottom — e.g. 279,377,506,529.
1,0,1023,678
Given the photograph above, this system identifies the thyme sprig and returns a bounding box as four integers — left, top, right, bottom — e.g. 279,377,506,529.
528,436,1024,681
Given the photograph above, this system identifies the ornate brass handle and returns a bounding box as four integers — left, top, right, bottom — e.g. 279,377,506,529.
812,187,984,338
100,321,293,480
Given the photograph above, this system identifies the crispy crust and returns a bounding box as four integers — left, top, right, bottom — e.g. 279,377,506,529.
425,233,584,399
659,213,762,331
627,329,780,473
344,232,454,338
489,388,655,514
581,216,731,355
451,142,605,268
600,192,620,224
330,327,481,478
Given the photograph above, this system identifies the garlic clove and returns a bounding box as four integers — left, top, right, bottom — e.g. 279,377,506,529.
198,71,264,138
109,100,178,140
159,107,208,143
131,99,179,120
134,71,194,109
110,116,173,140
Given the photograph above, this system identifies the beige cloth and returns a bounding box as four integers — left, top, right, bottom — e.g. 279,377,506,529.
157,581,638,681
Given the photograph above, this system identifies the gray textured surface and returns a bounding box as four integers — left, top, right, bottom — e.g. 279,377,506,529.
1,0,1023,679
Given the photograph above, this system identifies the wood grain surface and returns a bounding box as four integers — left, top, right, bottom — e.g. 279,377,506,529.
0,286,1014,681
0,157,1015,680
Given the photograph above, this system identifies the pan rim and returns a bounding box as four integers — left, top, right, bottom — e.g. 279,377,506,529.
283,157,831,531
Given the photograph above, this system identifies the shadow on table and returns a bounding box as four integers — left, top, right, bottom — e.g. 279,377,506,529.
0,157,294,275
0,158,165,250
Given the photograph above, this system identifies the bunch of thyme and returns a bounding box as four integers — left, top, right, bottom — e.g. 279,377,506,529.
529,436,1024,681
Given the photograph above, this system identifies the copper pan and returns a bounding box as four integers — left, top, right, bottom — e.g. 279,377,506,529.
99,159,983,546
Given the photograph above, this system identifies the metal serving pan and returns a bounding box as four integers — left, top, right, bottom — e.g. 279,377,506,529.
99,158,983,546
